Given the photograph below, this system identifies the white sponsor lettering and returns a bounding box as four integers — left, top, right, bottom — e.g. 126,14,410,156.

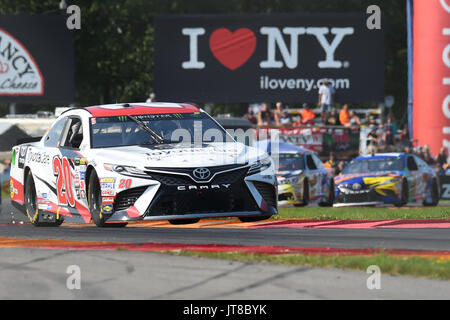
181,28,206,69
181,26,354,70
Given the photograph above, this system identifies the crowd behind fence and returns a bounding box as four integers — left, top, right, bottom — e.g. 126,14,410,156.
244,102,450,177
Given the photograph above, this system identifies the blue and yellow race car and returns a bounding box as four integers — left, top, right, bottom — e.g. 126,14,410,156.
334,153,440,207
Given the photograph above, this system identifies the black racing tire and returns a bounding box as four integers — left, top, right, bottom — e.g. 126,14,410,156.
168,219,200,225
239,215,272,223
319,178,335,207
88,171,127,228
394,179,408,207
294,180,310,207
424,179,439,207
24,169,62,227
88,170,108,227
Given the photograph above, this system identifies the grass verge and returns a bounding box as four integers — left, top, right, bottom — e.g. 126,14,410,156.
276,206,450,220
168,250,450,280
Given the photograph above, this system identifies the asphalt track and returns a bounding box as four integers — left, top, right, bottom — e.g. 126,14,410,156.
0,199,449,251
1,199,449,299
1,222,450,251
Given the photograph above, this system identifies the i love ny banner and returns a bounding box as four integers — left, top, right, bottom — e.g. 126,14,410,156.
154,13,384,104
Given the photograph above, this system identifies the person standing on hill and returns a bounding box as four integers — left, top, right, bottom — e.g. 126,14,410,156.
318,78,335,123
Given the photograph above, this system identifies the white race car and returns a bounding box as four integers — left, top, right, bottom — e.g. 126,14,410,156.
10,103,277,227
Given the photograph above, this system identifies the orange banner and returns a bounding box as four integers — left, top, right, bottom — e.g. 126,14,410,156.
413,0,450,157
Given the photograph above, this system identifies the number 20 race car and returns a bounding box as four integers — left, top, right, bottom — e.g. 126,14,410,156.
10,103,277,227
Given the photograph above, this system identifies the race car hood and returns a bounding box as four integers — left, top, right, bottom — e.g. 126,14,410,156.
88,142,266,168
334,171,403,187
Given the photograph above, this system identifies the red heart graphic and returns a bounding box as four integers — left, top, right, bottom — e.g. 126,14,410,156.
209,28,256,70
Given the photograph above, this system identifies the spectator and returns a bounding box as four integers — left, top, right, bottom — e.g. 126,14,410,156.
437,147,447,167
301,103,315,125
323,152,337,174
246,110,257,125
335,160,346,176
386,115,398,133
326,109,339,125
368,115,377,126
348,110,361,126
146,93,156,103
366,126,380,154
383,125,396,152
273,102,284,125
423,145,435,165
257,103,273,126
377,123,386,150
415,146,425,159
339,104,350,126
436,147,447,174
399,127,411,149
292,115,303,127
318,78,335,123
278,111,292,127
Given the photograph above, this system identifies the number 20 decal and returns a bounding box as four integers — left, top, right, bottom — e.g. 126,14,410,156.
119,179,132,189
53,156,75,207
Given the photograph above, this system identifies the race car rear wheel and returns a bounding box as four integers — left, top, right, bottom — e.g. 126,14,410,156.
24,169,40,225
394,179,408,207
24,169,62,227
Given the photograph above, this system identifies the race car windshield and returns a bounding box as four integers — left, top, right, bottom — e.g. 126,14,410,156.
342,158,404,174
90,112,230,148
278,154,305,171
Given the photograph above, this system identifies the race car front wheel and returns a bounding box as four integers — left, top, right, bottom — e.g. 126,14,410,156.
88,171,108,227
424,179,439,207
319,179,334,207
88,171,127,227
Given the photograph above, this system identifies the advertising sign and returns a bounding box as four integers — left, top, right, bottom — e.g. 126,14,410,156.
155,13,384,103
0,15,74,103
412,1,450,157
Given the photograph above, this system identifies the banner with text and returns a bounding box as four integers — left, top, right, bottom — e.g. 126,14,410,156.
412,0,450,157
0,15,74,103
154,13,384,103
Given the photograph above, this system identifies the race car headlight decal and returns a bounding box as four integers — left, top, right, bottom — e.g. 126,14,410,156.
247,156,271,175
374,179,401,196
104,163,147,177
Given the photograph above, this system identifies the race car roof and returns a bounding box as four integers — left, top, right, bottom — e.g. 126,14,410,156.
254,140,314,155
81,102,201,117
353,153,404,161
